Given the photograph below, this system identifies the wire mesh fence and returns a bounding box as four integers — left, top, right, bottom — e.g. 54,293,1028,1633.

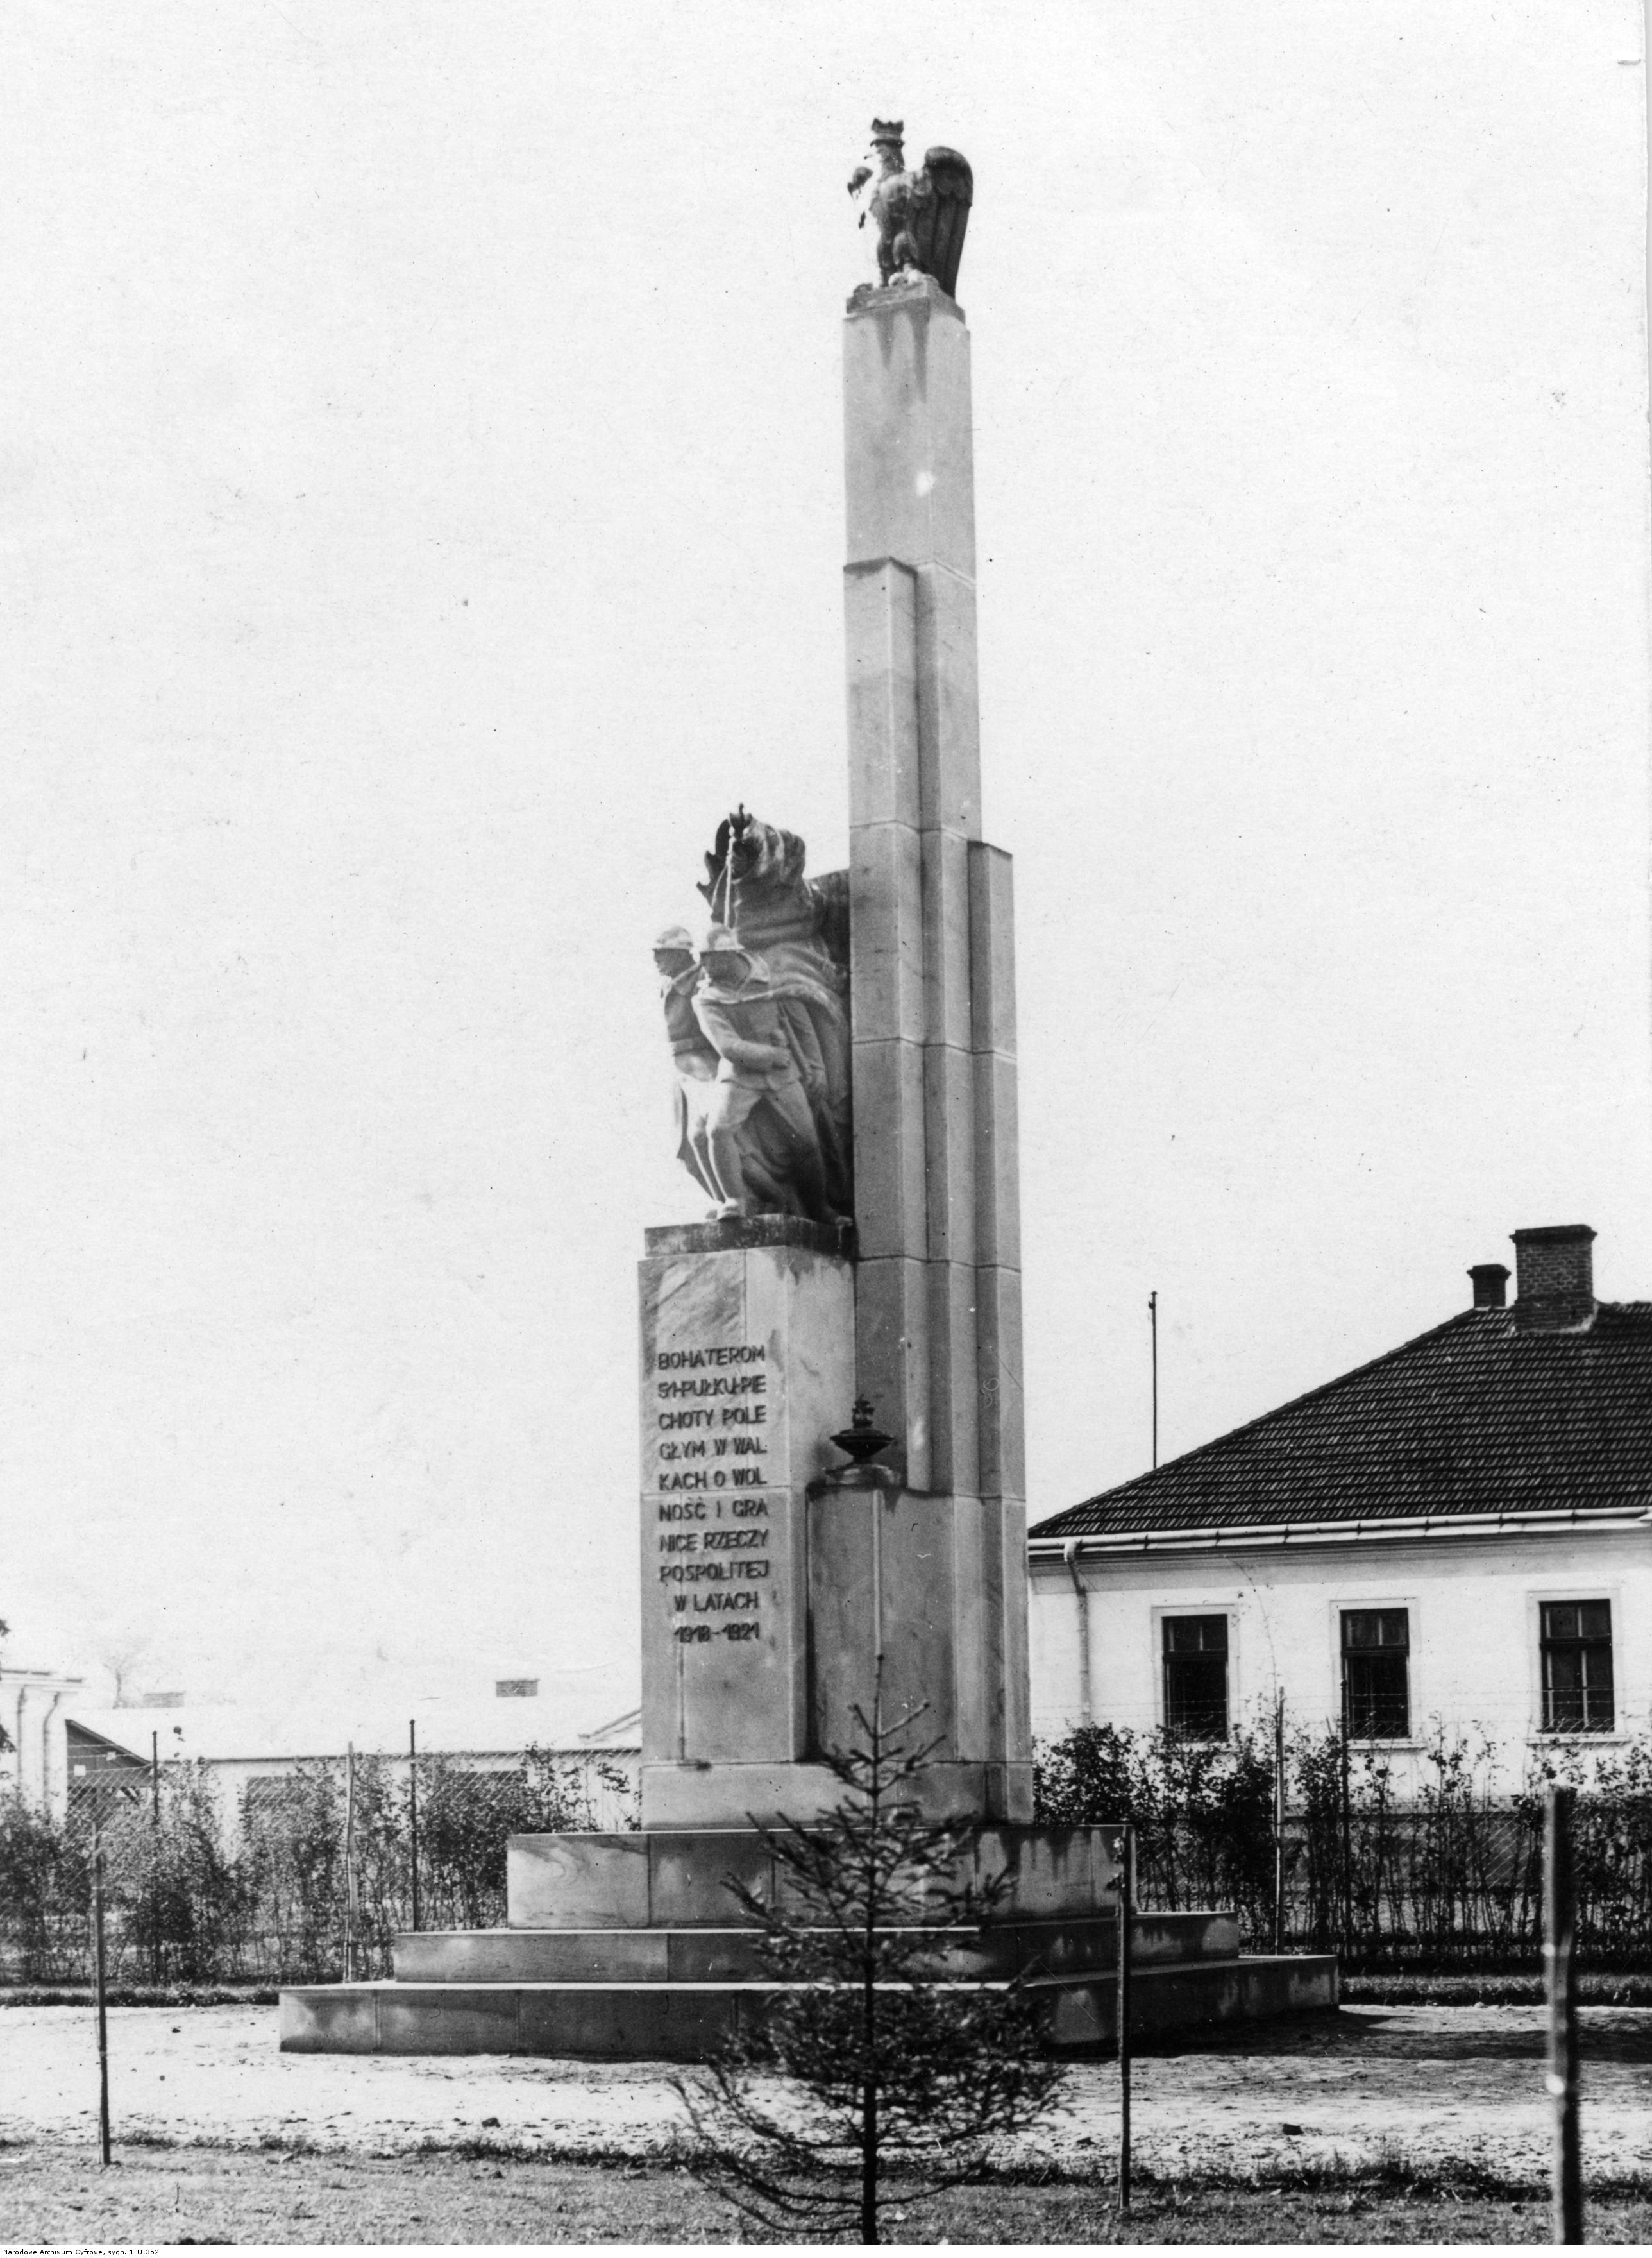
1034,1719,1652,1971
13,1721,1652,1985
0,1746,638,1987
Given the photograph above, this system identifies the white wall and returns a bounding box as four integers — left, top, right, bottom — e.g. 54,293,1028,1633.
201,1748,642,1853
1029,1530,1651,1796
0,1671,84,1817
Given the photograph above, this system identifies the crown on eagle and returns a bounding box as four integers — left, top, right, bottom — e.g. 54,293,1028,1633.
869,119,904,146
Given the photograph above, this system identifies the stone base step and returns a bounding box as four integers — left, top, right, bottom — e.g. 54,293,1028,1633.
391,1910,1238,1987
1034,1953,1340,2051
278,1953,1337,2062
506,1824,1122,1930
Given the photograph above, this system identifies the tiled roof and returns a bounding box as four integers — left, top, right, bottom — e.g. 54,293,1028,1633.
1029,1302,1652,1542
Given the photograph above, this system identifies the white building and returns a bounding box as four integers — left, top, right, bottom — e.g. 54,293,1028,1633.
63,1696,641,1840
1028,1226,1650,1796
0,1674,639,1829
0,1666,85,1815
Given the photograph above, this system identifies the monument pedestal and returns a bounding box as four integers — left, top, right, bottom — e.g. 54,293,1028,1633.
637,1216,1031,1827
280,1212,1336,2059
637,1219,853,1830
278,1818,1335,2057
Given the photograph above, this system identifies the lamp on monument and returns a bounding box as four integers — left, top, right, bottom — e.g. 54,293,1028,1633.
829,1396,893,1469
807,1396,898,1510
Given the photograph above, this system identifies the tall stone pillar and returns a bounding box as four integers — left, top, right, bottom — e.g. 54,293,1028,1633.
842,275,1031,1820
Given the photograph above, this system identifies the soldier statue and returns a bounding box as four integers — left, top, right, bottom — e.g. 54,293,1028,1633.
698,810,852,1219
653,924,719,1207
653,811,853,1226
692,927,831,1225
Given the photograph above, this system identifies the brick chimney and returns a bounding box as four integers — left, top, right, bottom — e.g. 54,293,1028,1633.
1511,1225,1596,1330
1468,1262,1509,1310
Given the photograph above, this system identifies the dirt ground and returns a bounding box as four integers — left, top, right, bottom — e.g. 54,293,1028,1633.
3,2001,1651,2184
0,2002,1649,2243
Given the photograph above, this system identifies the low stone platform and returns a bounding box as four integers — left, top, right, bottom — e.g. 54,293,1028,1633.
387,1906,1235,1986
279,1950,1337,2061
503,1826,1118,1930
278,1826,1336,2061
1034,1951,1340,2051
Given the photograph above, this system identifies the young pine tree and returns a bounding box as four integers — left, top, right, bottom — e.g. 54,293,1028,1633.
677,1699,1068,2244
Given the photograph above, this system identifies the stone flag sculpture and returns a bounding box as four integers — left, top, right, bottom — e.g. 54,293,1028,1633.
653,811,852,1228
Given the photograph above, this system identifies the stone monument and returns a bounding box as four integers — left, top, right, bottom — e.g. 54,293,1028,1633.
280,133,1337,2058
635,226,1028,1826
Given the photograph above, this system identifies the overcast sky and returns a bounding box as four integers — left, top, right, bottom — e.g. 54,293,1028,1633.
2,2,1646,1723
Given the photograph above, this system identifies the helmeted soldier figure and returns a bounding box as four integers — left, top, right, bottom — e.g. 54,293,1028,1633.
693,926,829,1223
653,924,719,1206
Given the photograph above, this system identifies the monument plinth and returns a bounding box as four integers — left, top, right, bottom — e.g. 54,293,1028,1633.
279,146,1336,2059
638,1221,853,1828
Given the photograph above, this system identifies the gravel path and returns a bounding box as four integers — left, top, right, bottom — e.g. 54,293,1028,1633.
2,2003,1649,2185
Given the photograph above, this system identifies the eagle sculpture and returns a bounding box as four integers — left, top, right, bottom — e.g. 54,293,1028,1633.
848,121,973,300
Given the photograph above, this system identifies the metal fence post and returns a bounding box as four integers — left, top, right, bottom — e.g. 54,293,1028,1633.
1544,1784,1581,2244
1272,1694,1286,1953
343,1743,357,1984
91,1814,112,2166
150,1731,162,1985
1338,1717,1353,1958
1117,1820,1133,2214
408,1720,421,1933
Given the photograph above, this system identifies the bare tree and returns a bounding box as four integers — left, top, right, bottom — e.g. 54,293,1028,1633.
94,1631,154,1710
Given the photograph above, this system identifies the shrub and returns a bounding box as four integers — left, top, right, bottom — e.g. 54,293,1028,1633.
0,1743,637,1985
1033,1717,1652,1971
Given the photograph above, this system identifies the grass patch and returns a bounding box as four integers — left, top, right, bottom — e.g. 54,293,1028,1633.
93,2124,1652,2207
0,1982,280,2007
1342,1971,1652,2007
0,2142,1649,2244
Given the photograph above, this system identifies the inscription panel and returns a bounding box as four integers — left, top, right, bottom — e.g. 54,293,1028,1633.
652,1343,772,1491
638,1244,852,1781
645,1330,784,1758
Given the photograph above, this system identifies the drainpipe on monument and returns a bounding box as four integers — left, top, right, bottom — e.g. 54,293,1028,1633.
1063,1540,1093,1727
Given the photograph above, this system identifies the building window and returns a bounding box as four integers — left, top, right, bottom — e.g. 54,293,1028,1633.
1162,1616,1228,1738
1342,1609,1410,1739
495,1678,539,1699
242,1776,297,1821
1540,1602,1614,1734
